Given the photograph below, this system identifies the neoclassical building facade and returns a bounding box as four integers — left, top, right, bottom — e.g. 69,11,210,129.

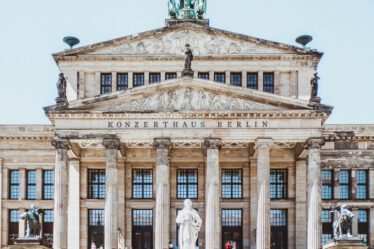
0,18,373,249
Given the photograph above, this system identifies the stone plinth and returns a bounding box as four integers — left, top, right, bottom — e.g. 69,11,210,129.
10,237,49,249
165,18,209,27
323,238,368,249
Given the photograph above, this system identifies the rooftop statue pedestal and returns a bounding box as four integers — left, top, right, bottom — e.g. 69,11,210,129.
323,237,368,249
9,237,49,249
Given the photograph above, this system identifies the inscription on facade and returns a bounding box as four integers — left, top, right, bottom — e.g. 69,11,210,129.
107,120,268,129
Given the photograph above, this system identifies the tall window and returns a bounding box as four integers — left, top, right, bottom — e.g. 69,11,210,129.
322,170,334,200
270,209,288,249
214,72,226,83
133,73,145,87
177,169,198,199
356,170,368,199
221,169,242,199
8,210,19,245
263,72,274,93
230,72,242,86
198,72,209,80
339,170,351,199
88,169,106,199
117,73,128,91
270,169,287,199
132,169,153,199
26,170,37,200
247,73,258,90
221,209,243,249
43,210,54,247
322,209,333,245
132,210,153,249
357,209,369,245
43,170,54,200
88,209,104,249
165,72,177,80
9,170,20,199
149,73,161,84
101,73,112,94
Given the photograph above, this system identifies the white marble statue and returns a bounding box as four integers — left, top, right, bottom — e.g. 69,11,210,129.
176,199,202,249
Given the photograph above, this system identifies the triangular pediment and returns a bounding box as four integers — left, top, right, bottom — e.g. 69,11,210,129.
47,77,317,114
53,23,320,59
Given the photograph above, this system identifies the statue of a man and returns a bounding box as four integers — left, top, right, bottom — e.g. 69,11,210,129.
57,73,67,99
184,44,193,70
310,73,319,97
20,205,44,238
176,199,202,249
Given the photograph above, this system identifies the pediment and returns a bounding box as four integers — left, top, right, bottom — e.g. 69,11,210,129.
54,23,319,59
60,78,314,113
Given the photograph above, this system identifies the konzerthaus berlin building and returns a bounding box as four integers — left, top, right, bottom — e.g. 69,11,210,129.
0,8,373,249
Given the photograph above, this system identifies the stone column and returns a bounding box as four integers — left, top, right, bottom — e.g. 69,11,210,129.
255,138,272,249
295,159,307,249
51,138,70,249
352,208,358,236
305,138,324,249
68,159,80,249
154,138,171,249
103,138,121,249
204,138,222,249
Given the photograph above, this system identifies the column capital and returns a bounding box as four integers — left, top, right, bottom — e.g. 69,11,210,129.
305,137,325,149
102,137,121,150
204,138,222,150
52,138,70,150
255,137,273,149
154,138,171,150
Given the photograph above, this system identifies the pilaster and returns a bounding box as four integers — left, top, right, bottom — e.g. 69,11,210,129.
19,169,26,200
68,158,80,249
154,138,171,249
258,71,264,91
295,159,307,249
19,208,26,238
0,158,2,246
36,168,43,200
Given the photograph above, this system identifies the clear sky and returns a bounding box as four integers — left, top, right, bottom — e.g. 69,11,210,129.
0,0,373,124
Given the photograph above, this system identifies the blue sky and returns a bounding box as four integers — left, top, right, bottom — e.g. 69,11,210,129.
0,0,373,124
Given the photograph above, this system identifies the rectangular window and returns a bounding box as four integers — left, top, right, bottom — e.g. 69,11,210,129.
214,72,226,83
270,169,288,199
263,72,274,93
133,73,145,87
221,169,242,199
132,209,153,249
198,72,209,80
322,209,333,245
230,73,242,86
132,169,153,199
322,170,334,200
88,169,106,199
356,170,368,199
339,170,351,199
43,170,54,200
26,170,36,200
101,73,112,94
88,209,104,249
222,209,242,226
165,72,177,80
9,170,20,199
8,210,19,245
117,73,128,91
357,209,369,245
149,73,161,84
221,209,243,249
270,209,288,249
177,169,198,199
247,73,258,90
43,210,54,248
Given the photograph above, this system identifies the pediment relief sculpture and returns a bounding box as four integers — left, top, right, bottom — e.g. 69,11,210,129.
95,87,281,112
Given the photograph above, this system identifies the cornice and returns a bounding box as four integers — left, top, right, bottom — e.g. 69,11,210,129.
0,136,53,141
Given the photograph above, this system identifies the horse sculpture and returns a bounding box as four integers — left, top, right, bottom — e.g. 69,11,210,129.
332,205,354,239
20,205,44,238
168,0,207,19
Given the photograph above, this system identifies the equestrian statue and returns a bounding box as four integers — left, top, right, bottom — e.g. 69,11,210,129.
168,0,207,19
332,204,354,239
20,205,45,238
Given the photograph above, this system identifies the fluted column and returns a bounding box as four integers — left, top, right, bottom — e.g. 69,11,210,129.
103,138,121,249
204,138,222,249
306,138,324,249
154,138,171,249
255,138,272,249
52,139,70,249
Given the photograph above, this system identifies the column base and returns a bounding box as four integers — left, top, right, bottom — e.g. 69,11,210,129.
323,237,368,249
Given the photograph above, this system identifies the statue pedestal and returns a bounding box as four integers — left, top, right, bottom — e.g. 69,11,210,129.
323,237,368,249
9,237,49,249
165,18,209,27
182,69,194,77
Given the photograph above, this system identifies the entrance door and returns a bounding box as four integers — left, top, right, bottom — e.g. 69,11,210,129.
270,209,288,249
222,209,243,249
132,209,153,249
222,227,243,249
